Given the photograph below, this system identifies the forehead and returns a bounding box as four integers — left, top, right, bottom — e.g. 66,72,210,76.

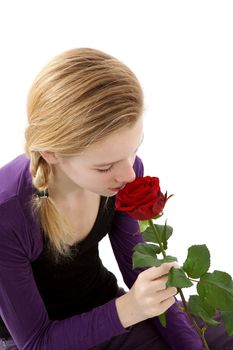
83,118,144,165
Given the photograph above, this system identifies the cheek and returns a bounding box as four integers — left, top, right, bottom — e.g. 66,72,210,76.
95,172,115,186
97,172,112,181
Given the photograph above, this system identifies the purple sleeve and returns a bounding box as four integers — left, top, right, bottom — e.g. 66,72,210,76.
109,155,205,350
0,200,130,350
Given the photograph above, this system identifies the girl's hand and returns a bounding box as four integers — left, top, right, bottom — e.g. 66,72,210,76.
115,262,178,328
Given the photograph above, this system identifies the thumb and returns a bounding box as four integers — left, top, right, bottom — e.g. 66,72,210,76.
144,262,179,280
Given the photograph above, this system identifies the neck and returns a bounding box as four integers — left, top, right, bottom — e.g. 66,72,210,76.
47,165,89,204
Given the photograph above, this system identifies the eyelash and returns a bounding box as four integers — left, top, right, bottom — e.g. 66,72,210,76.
97,167,112,173
96,149,139,174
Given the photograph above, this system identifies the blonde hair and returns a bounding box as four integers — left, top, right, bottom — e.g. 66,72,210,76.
24,48,144,259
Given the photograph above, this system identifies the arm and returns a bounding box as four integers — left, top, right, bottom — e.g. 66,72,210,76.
109,155,204,350
0,201,129,350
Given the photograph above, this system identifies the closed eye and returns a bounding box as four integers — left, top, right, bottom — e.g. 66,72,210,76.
95,148,140,174
97,167,113,173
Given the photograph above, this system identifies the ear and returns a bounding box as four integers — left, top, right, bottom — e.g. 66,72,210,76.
39,151,59,165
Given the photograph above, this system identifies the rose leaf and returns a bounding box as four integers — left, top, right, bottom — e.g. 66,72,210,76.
183,245,210,278
132,242,162,269
142,224,173,244
189,295,220,326
133,243,161,255
159,255,178,264
197,270,233,312
167,267,193,288
132,251,160,268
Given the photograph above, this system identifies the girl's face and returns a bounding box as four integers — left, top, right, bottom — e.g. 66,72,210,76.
50,117,144,197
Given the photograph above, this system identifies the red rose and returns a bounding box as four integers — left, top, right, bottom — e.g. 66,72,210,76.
115,176,170,220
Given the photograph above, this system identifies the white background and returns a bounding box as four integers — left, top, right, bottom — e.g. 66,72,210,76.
0,1,232,299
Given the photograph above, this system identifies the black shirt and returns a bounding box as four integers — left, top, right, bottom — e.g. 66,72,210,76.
31,195,118,320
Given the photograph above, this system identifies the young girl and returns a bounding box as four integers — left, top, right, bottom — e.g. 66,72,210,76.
0,48,232,350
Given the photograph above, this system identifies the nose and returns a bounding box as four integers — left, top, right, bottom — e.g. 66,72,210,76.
114,160,136,185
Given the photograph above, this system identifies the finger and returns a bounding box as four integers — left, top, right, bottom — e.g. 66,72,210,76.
142,262,179,281
156,287,178,303
159,296,176,313
150,275,168,292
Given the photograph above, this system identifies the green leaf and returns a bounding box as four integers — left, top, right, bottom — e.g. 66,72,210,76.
167,267,193,288
132,250,160,269
141,226,155,243
222,311,233,336
132,251,160,268
197,270,233,312
133,243,161,255
139,220,149,233
189,295,220,326
159,255,178,264
158,312,167,327
183,245,210,278
132,245,177,269
142,224,173,245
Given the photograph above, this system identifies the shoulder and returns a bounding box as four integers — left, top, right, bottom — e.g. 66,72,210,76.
133,155,144,177
0,154,42,260
0,154,33,204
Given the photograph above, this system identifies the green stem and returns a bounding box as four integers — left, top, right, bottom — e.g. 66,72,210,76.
148,219,210,349
177,288,210,350
148,219,166,257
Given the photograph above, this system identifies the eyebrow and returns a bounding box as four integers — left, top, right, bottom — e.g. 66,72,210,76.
93,134,144,167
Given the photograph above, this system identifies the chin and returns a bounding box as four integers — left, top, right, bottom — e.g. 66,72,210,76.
101,189,117,197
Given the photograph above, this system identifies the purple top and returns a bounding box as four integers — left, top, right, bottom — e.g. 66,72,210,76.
0,154,204,350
